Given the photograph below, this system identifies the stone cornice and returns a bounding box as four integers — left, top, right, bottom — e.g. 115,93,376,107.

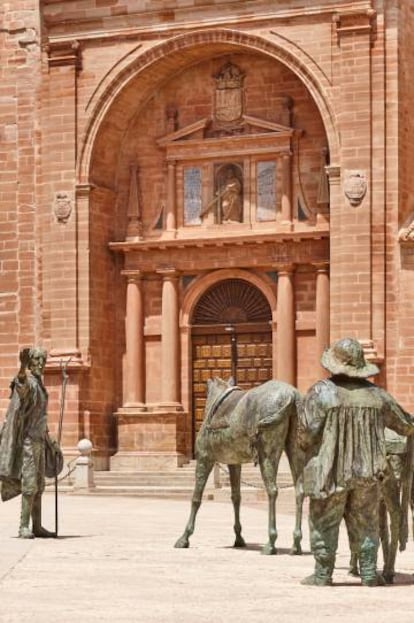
42,1,373,44
109,227,329,254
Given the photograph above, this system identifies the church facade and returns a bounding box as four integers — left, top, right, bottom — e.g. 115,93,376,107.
1,0,414,469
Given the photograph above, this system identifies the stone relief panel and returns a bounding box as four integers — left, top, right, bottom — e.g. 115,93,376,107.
213,61,245,124
256,161,277,222
184,166,203,225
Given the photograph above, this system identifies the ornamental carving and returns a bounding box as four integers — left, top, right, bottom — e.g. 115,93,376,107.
213,62,245,124
343,170,367,206
53,192,72,223
398,213,414,243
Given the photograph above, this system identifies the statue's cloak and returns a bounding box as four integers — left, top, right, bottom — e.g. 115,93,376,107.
0,381,27,501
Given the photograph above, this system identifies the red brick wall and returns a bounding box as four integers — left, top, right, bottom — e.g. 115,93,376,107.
389,1,414,409
0,1,40,408
3,0,414,463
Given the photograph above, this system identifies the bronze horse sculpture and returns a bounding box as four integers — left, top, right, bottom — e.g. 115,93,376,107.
175,377,305,555
348,432,414,583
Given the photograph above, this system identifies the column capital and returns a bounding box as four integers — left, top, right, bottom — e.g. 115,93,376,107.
325,165,341,184
312,261,330,274
122,270,144,282
46,40,82,69
275,263,296,275
156,266,179,279
76,182,96,198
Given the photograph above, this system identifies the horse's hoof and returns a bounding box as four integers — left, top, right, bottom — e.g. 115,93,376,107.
174,538,189,548
234,537,246,548
289,546,302,556
348,569,360,577
261,544,277,555
382,573,394,585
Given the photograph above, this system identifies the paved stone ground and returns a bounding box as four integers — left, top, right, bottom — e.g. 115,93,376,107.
0,489,414,623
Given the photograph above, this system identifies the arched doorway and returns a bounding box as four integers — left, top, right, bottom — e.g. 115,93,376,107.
191,278,272,448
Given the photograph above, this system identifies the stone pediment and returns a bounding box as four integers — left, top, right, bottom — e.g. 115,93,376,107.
157,115,294,147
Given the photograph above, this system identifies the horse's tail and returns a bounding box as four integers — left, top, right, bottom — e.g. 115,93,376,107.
255,391,292,431
284,393,306,483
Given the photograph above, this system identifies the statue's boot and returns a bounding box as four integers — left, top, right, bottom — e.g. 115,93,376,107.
359,538,384,587
301,560,333,586
19,494,34,539
32,494,55,538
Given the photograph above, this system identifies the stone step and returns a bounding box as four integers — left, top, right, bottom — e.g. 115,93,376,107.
67,484,269,502
54,454,294,500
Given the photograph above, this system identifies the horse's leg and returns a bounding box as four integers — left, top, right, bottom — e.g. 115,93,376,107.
285,439,304,555
349,552,360,577
174,457,214,548
381,476,400,584
259,449,282,555
228,464,246,548
290,474,304,555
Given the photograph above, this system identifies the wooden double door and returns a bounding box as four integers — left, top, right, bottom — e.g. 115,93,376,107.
191,326,272,438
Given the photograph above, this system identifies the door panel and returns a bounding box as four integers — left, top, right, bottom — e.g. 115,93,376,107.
191,330,272,437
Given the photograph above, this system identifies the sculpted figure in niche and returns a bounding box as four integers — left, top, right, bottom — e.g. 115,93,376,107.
218,165,243,223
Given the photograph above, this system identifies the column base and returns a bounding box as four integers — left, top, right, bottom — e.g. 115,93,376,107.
110,451,186,471
153,402,184,412
113,407,188,469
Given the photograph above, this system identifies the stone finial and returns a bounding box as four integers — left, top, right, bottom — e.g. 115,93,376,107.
75,438,95,489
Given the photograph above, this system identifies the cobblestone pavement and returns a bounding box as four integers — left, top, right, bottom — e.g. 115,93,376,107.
0,489,414,623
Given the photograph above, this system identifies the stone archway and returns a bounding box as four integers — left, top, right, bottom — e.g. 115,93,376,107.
190,277,273,445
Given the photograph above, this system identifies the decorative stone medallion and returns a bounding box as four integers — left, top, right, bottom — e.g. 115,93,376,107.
53,191,72,223
343,170,367,206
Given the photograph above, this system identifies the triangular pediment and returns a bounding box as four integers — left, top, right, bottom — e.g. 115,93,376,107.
157,115,294,147
241,115,294,134
157,118,210,146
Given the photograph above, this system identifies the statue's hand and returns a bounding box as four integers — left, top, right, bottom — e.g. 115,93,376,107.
19,348,31,370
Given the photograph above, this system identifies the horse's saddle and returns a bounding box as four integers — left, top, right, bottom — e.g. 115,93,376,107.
206,386,241,431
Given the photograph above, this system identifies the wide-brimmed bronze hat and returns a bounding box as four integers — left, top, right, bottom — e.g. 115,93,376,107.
321,337,379,378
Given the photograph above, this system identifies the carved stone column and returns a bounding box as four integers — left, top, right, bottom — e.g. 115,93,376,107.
158,267,181,407
123,271,145,407
276,265,296,384
314,263,330,375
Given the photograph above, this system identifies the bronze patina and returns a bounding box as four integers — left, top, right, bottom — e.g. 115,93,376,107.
347,429,414,584
0,347,62,538
298,338,414,586
175,376,304,555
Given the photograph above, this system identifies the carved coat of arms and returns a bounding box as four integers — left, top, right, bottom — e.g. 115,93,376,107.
213,62,245,124
53,192,72,223
343,170,367,206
